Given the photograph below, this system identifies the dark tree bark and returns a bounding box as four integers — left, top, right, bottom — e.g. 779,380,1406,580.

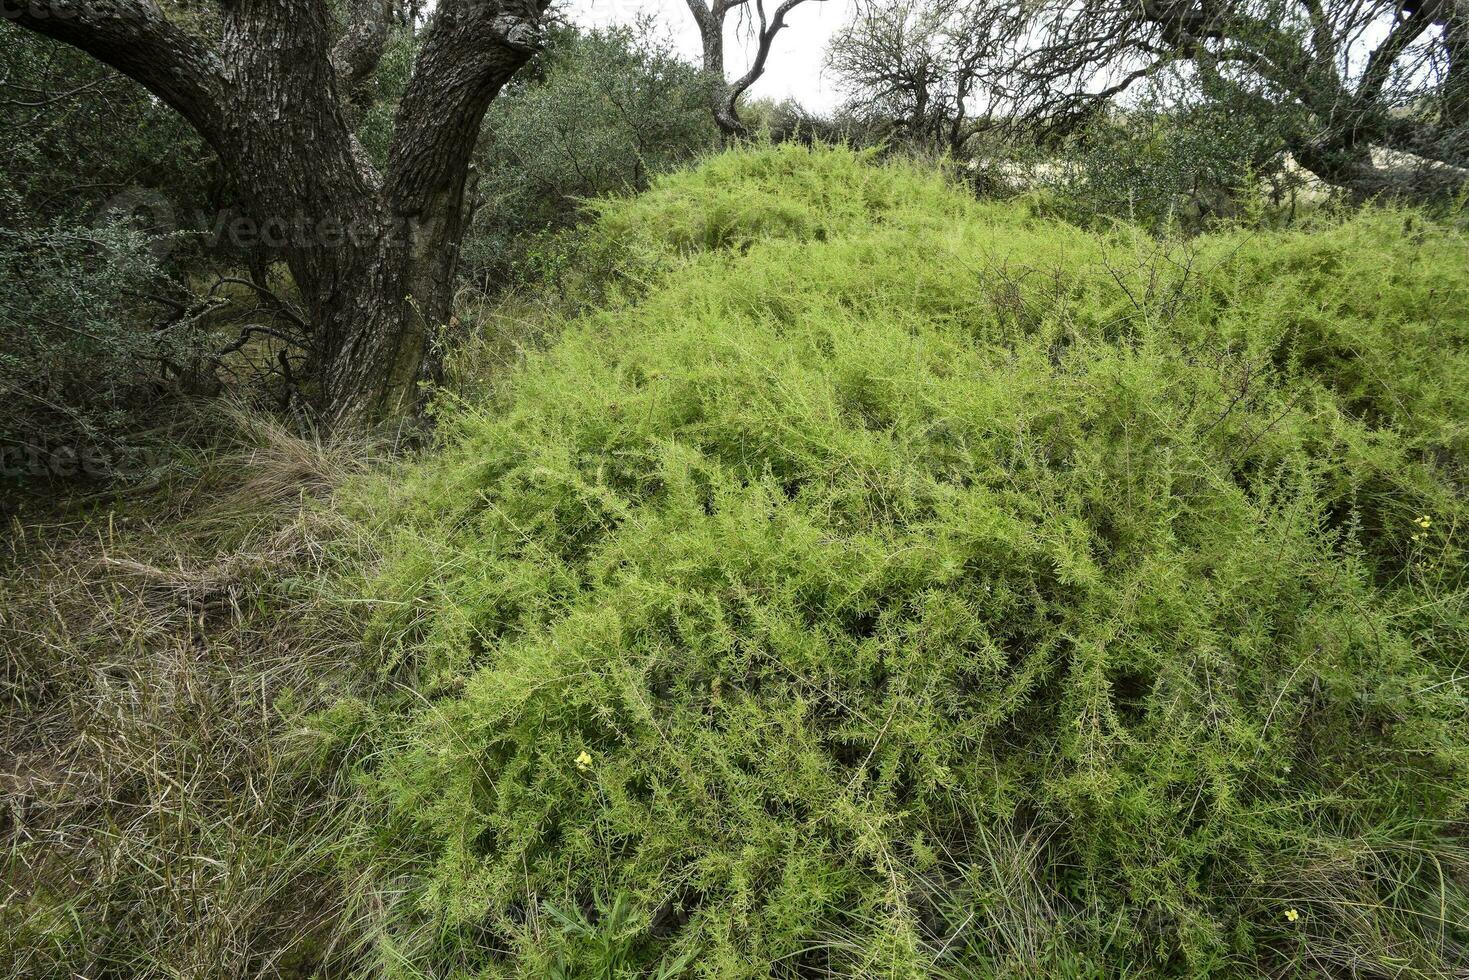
6,0,550,430
684,0,823,138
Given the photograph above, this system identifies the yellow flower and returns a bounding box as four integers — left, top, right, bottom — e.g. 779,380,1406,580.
1417,515,1433,529
1284,908,1300,922
575,750,593,771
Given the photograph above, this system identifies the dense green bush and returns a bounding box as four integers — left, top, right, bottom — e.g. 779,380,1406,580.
460,24,718,291
0,25,213,231
0,26,219,485
338,146,1468,976
0,222,206,482
1042,96,1295,231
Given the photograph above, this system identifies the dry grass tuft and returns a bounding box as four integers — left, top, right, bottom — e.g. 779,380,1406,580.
0,405,382,978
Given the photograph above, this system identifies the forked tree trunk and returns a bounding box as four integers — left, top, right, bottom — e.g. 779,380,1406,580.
684,0,822,139
10,0,549,431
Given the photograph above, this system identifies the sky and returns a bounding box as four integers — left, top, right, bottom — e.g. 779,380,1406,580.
563,0,852,112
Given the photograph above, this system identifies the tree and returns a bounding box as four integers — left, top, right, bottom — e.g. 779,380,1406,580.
967,0,1469,200
5,0,552,429
683,0,824,137
827,0,993,154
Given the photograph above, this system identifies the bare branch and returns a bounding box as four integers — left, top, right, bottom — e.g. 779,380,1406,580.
686,0,824,135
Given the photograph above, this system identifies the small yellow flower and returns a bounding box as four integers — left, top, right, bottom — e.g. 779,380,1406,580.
575,750,594,771
1284,908,1300,923
1417,515,1433,529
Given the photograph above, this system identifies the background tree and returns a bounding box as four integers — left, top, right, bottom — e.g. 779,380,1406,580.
683,0,825,137
967,0,1469,200
7,0,553,430
827,0,993,154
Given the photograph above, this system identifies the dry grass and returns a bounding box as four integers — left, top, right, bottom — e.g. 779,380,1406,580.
0,407,382,978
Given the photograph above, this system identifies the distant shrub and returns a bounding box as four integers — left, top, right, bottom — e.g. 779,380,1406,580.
738,97,884,147
460,23,718,291
1043,97,1297,231
343,147,1469,976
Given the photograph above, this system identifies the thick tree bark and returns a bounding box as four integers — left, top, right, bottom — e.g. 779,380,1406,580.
7,0,549,431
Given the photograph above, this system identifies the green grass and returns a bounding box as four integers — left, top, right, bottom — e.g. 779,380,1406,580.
334,146,1469,977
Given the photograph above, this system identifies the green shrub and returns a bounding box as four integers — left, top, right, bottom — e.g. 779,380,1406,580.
1042,96,1296,231
0,25,217,487
0,221,206,483
0,25,212,231
344,146,1469,977
460,23,718,292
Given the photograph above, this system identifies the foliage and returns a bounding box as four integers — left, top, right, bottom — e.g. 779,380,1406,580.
0,25,224,484
738,97,889,149
0,221,212,482
460,23,718,292
342,146,1469,976
1042,94,1298,231
355,23,422,170
0,24,213,231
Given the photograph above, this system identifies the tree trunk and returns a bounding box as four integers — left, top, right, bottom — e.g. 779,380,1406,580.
10,0,549,432
686,0,744,138
685,0,821,140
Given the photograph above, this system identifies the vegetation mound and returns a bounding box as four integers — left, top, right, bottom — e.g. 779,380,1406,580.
343,146,1469,976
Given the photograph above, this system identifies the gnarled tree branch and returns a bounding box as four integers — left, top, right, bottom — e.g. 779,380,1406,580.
4,0,228,150
332,0,396,113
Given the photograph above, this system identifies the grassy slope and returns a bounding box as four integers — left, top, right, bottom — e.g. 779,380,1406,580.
0,413,378,978
7,146,1464,980
323,146,1469,977
339,146,1469,977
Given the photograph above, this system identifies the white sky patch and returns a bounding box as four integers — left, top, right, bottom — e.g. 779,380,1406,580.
562,0,852,111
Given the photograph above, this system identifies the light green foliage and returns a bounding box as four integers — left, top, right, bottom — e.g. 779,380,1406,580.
348,146,1469,976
